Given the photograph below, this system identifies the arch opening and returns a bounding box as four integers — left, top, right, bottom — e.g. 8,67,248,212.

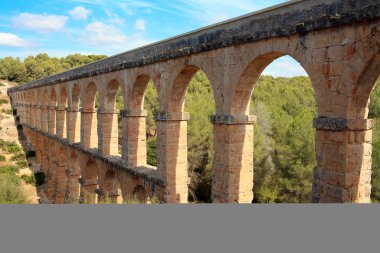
235,54,316,203
125,75,158,167
81,160,98,204
82,82,99,149
166,66,216,203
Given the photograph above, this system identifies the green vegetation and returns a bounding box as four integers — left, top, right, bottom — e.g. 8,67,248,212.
0,155,5,161
0,165,29,204
16,160,28,169
21,172,45,186
0,98,8,105
1,108,13,114
0,54,107,84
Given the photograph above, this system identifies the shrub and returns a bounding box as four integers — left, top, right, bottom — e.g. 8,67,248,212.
21,174,35,185
0,155,5,162
25,150,36,158
7,143,22,153
12,109,17,115
0,165,19,174
1,108,13,114
0,98,8,105
16,160,28,168
10,152,25,162
0,173,29,204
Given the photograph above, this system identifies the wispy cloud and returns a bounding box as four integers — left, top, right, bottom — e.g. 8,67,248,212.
68,6,92,20
0,33,29,47
134,19,146,30
12,13,68,32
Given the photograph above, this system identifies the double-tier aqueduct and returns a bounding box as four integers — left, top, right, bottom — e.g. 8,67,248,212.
7,0,380,203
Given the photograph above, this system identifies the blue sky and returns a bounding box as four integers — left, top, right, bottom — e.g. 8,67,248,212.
0,0,307,77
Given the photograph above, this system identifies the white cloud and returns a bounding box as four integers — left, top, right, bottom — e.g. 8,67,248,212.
134,19,146,30
12,13,68,32
0,33,28,47
83,21,128,46
262,57,308,77
69,6,92,20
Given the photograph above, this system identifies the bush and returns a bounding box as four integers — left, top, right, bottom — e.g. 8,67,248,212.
10,152,25,162
7,143,22,153
16,160,28,168
12,109,17,115
21,174,35,185
1,108,13,114
0,173,29,204
0,165,19,174
25,150,36,158
0,155,5,161
0,98,8,105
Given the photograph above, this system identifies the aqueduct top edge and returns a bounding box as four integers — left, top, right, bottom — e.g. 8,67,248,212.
7,0,380,93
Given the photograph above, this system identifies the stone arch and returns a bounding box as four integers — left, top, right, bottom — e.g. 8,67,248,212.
48,88,57,134
81,82,98,149
97,79,122,156
129,74,152,110
168,65,200,112
132,185,148,203
65,150,81,203
80,159,99,204
122,74,158,167
67,83,81,143
230,52,316,115
83,82,98,111
71,83,81,110
54,145,67,204
46,140,57,199
104,79,120,110
159,64,216,203
349,52,380,119
102,170,122,203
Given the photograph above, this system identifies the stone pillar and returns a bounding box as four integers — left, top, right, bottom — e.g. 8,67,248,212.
156,112,189,203
211,115,256,203
313,118,373,203
121,109,147,167
79,178,98,204
40,105,48,132
48,105,56,134
97,109,119,156
66,107,81,143
56,106,67,139
65,168,80,203
54,157,67,204
81,108,98,149
46,155,57,199
31,105,36,127
35,105,41,129
25,104,31,126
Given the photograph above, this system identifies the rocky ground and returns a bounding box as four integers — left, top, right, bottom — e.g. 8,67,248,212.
0,79,49,204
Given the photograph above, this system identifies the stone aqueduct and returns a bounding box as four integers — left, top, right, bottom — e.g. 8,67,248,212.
7,0,380,203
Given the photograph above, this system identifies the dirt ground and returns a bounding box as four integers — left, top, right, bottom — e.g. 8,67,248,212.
0,80,48,204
